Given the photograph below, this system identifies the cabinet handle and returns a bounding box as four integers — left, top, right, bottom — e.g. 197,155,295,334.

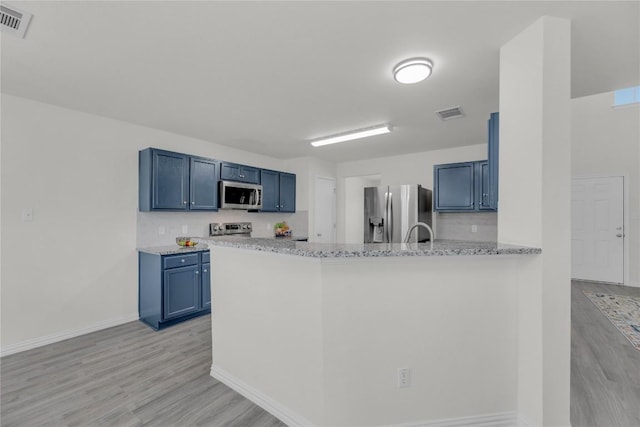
203,269,208,273
195,271,199,275
181,259,185,263
191,201,195,205
183,201,187,205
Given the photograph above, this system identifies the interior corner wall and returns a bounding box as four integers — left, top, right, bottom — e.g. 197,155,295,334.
499,15,571,427
571,93,640,286
0,94,292,352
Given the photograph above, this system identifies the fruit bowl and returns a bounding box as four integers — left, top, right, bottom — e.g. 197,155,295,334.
176,237,198,247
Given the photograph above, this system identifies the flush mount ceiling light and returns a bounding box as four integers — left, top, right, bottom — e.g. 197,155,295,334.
310,125,392,147
393,58,433,84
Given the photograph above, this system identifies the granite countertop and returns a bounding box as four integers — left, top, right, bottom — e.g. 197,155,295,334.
137,245,210,256
197,236,541,258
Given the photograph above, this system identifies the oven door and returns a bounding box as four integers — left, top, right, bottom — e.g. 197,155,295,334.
220,181,263,210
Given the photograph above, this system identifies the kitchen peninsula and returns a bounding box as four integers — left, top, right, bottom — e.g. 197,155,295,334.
201,237,540,426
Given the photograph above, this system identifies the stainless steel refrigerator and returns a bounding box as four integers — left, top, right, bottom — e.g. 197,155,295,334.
364,185,432,243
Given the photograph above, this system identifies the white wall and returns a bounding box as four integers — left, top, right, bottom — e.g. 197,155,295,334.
210,246,522,426
0,94,300,353
335,144,489,243
285,157,337,243
572,92,640,286
499,16,571,426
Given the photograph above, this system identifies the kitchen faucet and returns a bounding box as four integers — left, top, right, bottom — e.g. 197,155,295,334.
403,222,434,248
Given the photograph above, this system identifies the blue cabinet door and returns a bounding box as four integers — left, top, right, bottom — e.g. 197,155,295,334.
221,162,261,184
201,262,211,309
189,157,218,210
477,161,493,210
487,112,499,210
260,170,280,212
240,166,260,184
434,162,475,211
163,265,200,320
150,149,189,210
220,162,240,181
279,173,296,213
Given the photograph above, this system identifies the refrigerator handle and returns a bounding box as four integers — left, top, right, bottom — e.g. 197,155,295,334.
384,190,390,243
388,191,393,242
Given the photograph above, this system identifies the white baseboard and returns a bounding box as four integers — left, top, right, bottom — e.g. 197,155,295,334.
388,412,518,427
0,313,139,357
211,363,519,427
210,364,315,427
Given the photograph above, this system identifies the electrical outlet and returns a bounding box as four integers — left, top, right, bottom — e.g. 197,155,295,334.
182,225,188,234
471,225,478,233
398,368,410,388
21,208,33,222
158,226,165,235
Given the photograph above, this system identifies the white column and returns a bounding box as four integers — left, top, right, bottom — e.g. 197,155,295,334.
499,16,571,427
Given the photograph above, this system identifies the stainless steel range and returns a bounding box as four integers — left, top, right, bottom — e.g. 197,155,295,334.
209,222,253,237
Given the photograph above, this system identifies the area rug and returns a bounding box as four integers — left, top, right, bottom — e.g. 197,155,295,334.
583,291,640,352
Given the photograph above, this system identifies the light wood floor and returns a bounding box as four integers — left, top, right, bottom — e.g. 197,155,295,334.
2,281,639,427
0,315,285,427
571,280,640,427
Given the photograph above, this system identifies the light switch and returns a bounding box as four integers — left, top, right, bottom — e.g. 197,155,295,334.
159,226,166,235
182,225,189,234
22,208,33,222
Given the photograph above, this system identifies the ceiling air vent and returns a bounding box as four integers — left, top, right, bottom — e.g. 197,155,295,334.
436,106,465,121
0,4,33,39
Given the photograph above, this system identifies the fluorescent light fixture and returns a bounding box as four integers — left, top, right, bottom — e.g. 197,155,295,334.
310,125,392,147
393,58,433,84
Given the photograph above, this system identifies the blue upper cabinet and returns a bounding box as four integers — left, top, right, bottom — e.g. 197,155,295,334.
487,112,499,210
189,156,219,210
220,162,260,184
432,112,499,213
279,172,296,213
260,170,296,212
477,160,492,210
434,162,476,211
434,160,495,212
140,148,189,211
260,169,280,212
139,148,218,211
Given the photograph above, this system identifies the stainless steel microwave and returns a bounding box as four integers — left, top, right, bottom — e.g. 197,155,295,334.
219,180,263,210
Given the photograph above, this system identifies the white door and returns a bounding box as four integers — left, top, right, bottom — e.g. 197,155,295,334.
314,176,336,243
571,176,624,283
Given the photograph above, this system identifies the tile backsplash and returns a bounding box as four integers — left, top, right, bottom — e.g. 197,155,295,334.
137,210,308,247
435,212,497,242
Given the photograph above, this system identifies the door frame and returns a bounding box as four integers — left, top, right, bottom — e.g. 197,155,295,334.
571,173,632,286
313,176,336,243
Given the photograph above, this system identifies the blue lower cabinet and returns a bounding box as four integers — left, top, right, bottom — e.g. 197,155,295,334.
139,250,211,330
202,263,211,309
163,265,200,320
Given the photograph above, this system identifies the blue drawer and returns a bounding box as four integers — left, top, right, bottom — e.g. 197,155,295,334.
163,253,199,269
202,251,210,263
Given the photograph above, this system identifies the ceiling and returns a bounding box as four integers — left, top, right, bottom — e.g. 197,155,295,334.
2,1,638,163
